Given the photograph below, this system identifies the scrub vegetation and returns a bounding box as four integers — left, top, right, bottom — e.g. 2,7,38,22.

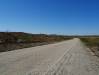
80,37,99,57
0,32,72,52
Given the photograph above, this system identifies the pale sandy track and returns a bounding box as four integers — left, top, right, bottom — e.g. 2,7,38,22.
0,38,99,75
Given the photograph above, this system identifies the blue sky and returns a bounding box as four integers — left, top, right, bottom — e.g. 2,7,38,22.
0,0,99,35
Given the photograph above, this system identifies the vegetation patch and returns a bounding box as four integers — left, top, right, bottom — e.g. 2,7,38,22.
0,32,72,52
80,37,99,57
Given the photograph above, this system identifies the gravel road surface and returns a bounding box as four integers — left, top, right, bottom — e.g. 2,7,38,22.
0,38,99,75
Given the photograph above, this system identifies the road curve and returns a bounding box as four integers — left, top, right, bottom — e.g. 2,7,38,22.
0,38,99,75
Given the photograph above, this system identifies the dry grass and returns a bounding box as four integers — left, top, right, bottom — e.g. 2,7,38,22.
0,32,72,52
80,37,99,46
80,37,99,57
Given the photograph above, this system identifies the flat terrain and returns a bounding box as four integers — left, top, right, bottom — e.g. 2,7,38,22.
0,38,99,75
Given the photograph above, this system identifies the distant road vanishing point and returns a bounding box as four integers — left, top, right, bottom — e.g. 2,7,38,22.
0,38,99,75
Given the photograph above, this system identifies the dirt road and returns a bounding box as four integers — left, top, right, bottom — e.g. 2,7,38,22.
0,38,99,75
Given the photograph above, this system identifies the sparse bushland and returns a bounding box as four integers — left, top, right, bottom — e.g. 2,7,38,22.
0,32,72,52
80,37,99,57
